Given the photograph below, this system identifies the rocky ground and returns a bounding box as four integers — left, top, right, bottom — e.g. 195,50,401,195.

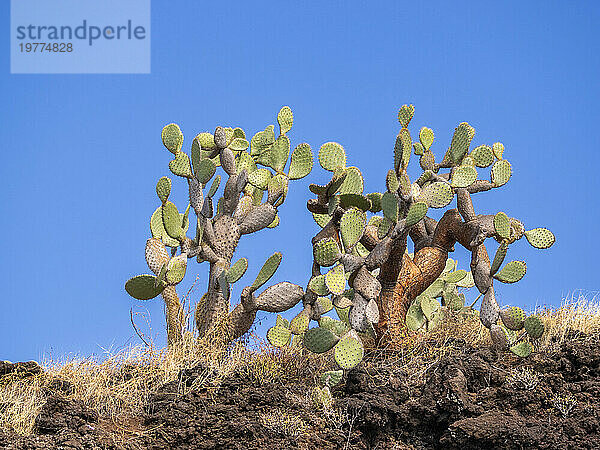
1,332,599,449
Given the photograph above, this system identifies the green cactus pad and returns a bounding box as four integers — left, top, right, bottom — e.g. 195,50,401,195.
196,132,216,150
166,255,187,285
334,332,364,369
462,156,475,166
381,192,399,223
510,341,533,358
207,175,221,197
470,145,494,167
386,169,399,193
444,269,467,283
339,167,364,195
377,217,393,239
413,142,425,156
419,295,441,320
316,296,334,315
312,212,331,228
161,123,183,154
451,165,478,188
524,315,544,339
492,142,504,159
338,194,371,212
304,327,340,353
500,306,526,331
248,168,272,190
494,260,527,283
419,127,434,150
397,104,415,127
327,196,340,216
309,275,330,296
447,291,465,311
449,122,474,164
491,159,512,186
325,264,347,295
420,182,454,208
394,128,412,170
423,279,444,298
288,143,313,180
229,137,249,151
320,370,343,387
161,202,184,240
125,274,165,300
235,151,257,175
318,142,346,171
334,305,351,326
491,241,509,276
313,237,342,267
260,134,290,173
267,325,292,347
320,315,348,334
525,228,556,249
195,158,217,185
251,252,282,290
233,127,246,139
406,301,426,331
290,309,311,335
340,208,367,249
494,212,511,240
150,207,179,247
156,177,172,205
366,192,383,212
277,106,294,134
169,151,193,178
276,314,290,328
227,258,248,283
267,174,288,206
443,258,457,273
405,201,428,228
456,271,475,288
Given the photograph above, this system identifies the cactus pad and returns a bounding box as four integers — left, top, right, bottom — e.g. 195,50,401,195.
267,325,292,347
339,167,364,195
277,106,294,134
256,282,304,312
500,306,526,331
309,275,330,296
471,145,494,167
169,151,193,178
480,288,500,328
405,201,428,228
325,264,346,296
248,168,272,190
491,159,512,186
313,237,342,267
235,151,257,175
366,192,383,212
312,212,331,228
510,341,533,358
320,370,343,387
150,207,179,247
524,315,544,339
494,260,527,283
290,309,311,334
444,269,467,283
162,123,183,154
494,212,511,240
491,241,509,276
381,192,399,222
420,182,454,208
304,327,340,353
397,104,414,127
395,128,412,170
318,142,346,171
340,208,367,249
451,165,478,188
207,175,221,197
490,324,510,349
166,255,187,285
288,143,313,180
227,258,248,283
239,203,277,234
449,122,474,164
125,274,165,300
456,271,475,288
251,252,282,290
406,301,426,331
195,132,216,150
386,169,399,193
145,238,170,274
315,296,334,315
338,194,371,212
229,137,249,151
334,332,364,369
161,202,184,240
525,228,556,249
352,266,381,299
492,142,504,159
156,177,172,204
419,127,434,150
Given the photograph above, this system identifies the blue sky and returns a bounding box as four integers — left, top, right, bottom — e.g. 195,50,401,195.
1,1,599,362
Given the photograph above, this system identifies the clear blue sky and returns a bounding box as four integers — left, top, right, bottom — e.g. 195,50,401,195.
1,1,599,362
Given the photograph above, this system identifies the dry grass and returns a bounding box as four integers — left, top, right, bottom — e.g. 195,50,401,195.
1,293,599,439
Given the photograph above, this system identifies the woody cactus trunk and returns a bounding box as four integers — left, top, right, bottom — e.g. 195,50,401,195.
126,107,313,345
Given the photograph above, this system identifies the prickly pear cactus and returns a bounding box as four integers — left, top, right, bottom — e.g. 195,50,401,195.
292,104,554,372
125,107,313,345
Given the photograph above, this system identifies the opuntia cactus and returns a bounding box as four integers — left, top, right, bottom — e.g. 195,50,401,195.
126,107,313,345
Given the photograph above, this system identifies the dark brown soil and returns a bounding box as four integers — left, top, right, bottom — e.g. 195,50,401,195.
1,333,599,449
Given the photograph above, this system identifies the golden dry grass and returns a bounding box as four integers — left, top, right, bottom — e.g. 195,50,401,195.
1,293,599,439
